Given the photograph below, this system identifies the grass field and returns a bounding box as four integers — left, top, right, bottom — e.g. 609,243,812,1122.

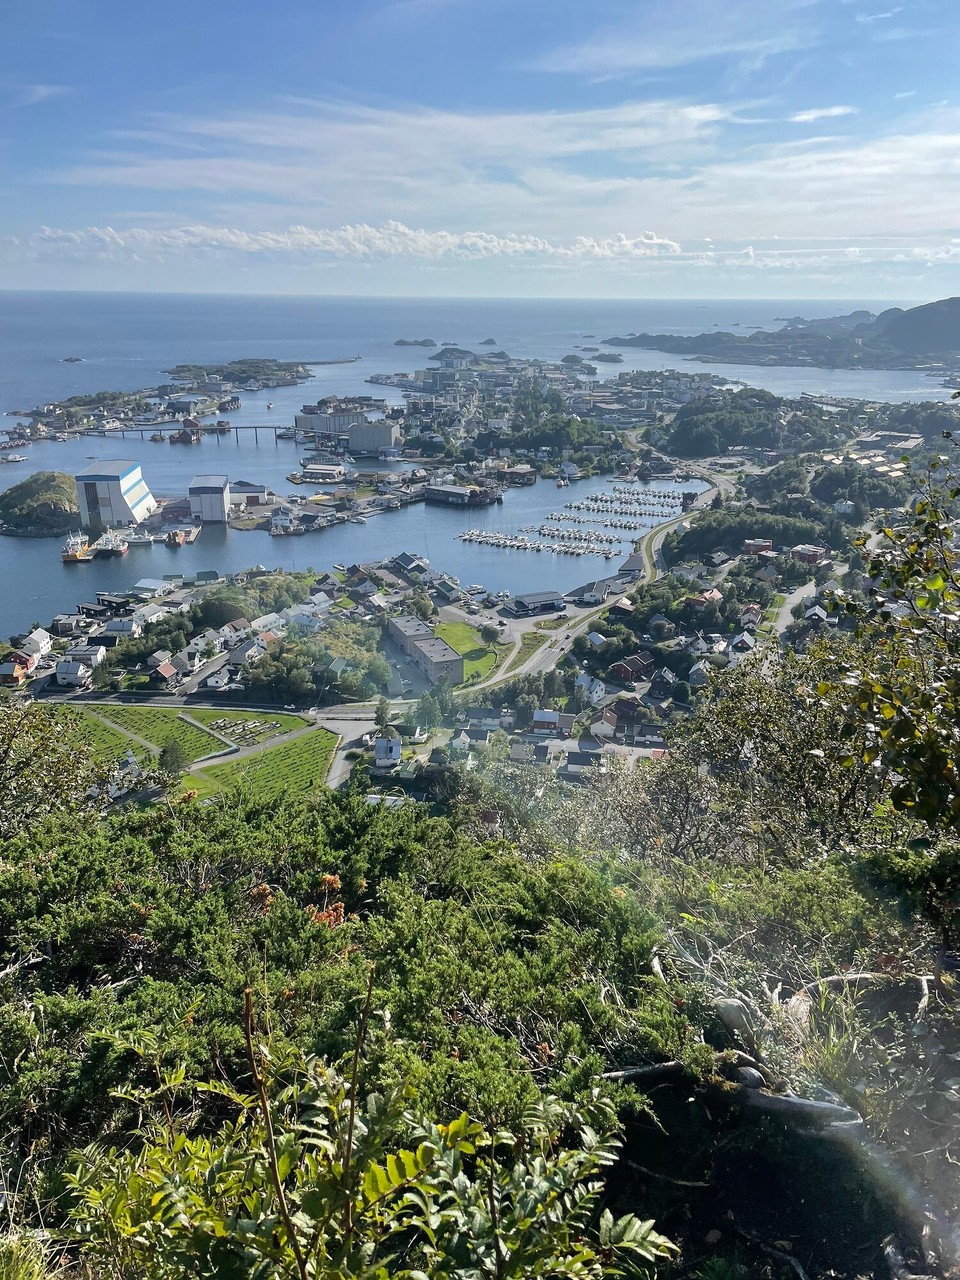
435,621,497,680
505,632,549,672
93,706,224,762
74,710,150,765
186,709,306,745
535,616,568,631
187,729,338,801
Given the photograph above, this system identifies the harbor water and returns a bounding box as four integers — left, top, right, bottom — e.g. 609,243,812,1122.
0,292,950,637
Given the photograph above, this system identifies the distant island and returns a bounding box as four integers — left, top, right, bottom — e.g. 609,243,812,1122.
394,338,437,347
478,337,497,345
0,471,79,537
429,346,475,361
162,358,311,382
601,297,960,369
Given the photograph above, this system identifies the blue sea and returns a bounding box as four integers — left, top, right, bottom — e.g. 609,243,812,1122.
0,292,948,639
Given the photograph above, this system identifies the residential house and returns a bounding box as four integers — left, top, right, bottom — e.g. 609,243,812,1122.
103,617,143,640
560,750,607,778
148,648,173,669
728,632,757,655
220,618,253,646
608,596,635,618
586,631,607,648
634,722,668,748
647,613,677,639
755,564,782,587
742,538,774,556
56,659,92,688
688,660,712,690
204,668,232,690
649,667,677,700
688,588,723,612
510,738,555,766
16,628,53,661
591,707,619,739
451,727,491,755
531,708,560,734
574,672,606,707
465,707,504,732
373,736,402,768
233,638,267,666
151,661,178,687
0,657,33,686
804,604,829,627
63,642,106,669
251,611,285,635
609,653,654,683
791,543,828,566
556,712,577,736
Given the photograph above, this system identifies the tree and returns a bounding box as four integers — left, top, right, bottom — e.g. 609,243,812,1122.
0,700,105,841
480,622,499,645
830,467,960,824
374,696,391,731
415,691,441,729
158,738,188,777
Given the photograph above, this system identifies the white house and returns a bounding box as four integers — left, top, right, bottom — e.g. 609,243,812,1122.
16,628,53,660
575,673,606,707
56,659,92,688
103,618,143,639
251,612,285,635
64,642,106,669
373,736,402,767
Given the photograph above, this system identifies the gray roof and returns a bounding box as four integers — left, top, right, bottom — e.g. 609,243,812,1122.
189,475,229,491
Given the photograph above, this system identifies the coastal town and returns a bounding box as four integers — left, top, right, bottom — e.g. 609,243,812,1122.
0,322,950,806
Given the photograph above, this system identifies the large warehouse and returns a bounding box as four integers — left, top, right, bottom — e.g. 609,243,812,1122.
75,460,157,529
188,475,231,522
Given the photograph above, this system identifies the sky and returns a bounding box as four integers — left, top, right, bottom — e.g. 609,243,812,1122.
1,0,958,298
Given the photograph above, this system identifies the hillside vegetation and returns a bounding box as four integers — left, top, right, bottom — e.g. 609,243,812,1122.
0,469,79,535
6,469,960,1276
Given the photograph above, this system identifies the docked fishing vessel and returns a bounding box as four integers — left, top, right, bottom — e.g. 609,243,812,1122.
124,529,156,546
96,530,128,556
61,532,93,562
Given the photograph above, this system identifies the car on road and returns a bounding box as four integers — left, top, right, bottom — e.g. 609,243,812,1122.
284,703,296,710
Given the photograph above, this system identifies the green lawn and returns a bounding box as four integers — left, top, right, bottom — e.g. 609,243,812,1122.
93,705,225,762
74,710,150,765
505,632,548,672
186,729,338,801
435,621,497,680
186,709,306,745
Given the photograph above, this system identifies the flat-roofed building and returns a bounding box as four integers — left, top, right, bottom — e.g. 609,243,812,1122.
75,460,157,530
189,475,230,522
409,637,464,685
387,614,433,656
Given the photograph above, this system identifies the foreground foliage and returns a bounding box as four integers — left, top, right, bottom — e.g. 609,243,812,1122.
70,1046,673,1280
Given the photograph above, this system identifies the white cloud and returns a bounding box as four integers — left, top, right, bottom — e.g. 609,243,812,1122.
32,221,682,261
28,221,960,280
789,106,857,123
855,8,902,22
11,84,69,108
530,0,818,75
